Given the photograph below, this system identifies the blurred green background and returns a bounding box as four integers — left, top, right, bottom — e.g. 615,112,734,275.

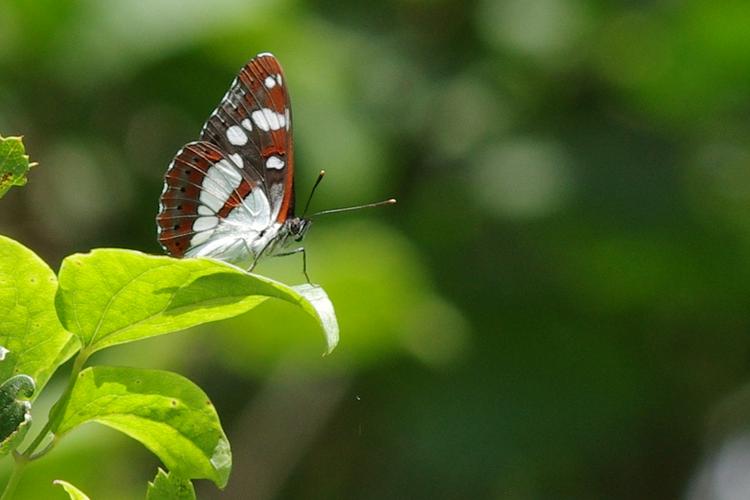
2,0,750,498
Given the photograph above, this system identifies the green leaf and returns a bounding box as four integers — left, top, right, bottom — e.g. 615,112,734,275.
0,135,35,198
53,480,91,500
292,283,339,352
147,468,196,500
54,366,232,488
0,236,75,393
0,374,35,456
56,249,339,354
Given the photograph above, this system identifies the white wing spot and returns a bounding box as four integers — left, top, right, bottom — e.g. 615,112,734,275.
241,118,253,131
200,159,242,211
206,159,242,189
266,155,285,170
277,74,282,86
190,230,212,246
226,125,248,146
227,187,271,223
251,110,270,131
193,216,218,232
229,153,244,169
264,76,276,89
198,205,213,215
269,183,283,221
200,190,224,212
252,108,285,131
285,108,290,130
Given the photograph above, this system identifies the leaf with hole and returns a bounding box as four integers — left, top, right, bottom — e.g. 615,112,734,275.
0,135,35,198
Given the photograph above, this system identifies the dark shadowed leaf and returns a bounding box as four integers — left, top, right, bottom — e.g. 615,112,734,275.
0,373,35,456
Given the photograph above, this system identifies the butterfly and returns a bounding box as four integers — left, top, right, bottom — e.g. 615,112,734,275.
156,53,393,282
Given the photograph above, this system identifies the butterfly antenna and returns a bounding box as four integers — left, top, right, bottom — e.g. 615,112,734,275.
302,170,326,217
312,198,397,217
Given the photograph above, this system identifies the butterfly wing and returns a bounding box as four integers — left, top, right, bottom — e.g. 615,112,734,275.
157,141,272,259
199,53,295,224
157,53,295,263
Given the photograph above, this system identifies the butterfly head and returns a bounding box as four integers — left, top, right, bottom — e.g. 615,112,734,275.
286,217,312,242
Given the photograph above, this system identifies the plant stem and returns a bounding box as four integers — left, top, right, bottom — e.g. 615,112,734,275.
0,453,28,500
21,350,88,459
38,348,91,452
0,349,90,497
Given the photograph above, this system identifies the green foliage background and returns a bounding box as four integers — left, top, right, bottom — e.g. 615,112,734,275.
2,0,750,498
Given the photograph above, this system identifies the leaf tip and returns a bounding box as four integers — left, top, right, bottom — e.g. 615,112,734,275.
210,437,232,489
53,479,91,500
322,336,339,356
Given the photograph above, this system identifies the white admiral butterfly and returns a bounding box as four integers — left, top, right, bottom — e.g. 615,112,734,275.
156,53,394,281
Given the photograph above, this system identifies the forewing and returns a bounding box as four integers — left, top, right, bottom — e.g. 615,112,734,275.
157,141,270,257
199,53,295,223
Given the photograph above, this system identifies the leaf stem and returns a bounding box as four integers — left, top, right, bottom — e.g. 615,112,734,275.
0,349,90,497
21,349,88,459
0,452,28,500
44,348,90,437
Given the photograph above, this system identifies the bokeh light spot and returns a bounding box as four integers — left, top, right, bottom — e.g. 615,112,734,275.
473,139,573,219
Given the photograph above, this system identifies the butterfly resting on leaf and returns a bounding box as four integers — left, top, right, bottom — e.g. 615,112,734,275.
156,53,394,282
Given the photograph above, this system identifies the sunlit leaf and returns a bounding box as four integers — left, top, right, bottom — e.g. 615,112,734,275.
147,468,196,500
0,135,35,198
54,366,231,488
217,223,457,374
0,374,35,456
56,249,338,354
0,236,75,393
53,479,91,500
292,283,339,352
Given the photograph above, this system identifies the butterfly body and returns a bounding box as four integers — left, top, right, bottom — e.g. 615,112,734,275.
157,53,306,271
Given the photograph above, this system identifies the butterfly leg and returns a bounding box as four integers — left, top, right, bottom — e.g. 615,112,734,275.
274,247,309,283
248,250,261,273
247,239,272,273
245,241,260,273
248,255,259,273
